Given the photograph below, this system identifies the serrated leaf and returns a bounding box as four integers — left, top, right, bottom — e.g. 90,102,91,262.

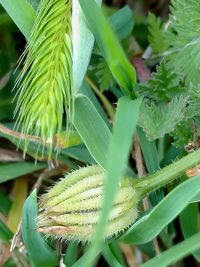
96,58,116,92
147,13,168,53
166,0,200,86
138,97,187,140
140,61,186,102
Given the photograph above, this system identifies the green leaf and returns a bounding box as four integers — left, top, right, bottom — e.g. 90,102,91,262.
79,96,141,266
138,97,187,140
96,58,116,92
166,0,200,86
147,13,168,53
22,190,58,267
61,145,95,165
0,162,47,183
102,245,124,267
109,5,134,40
74,94,111,167
140,232,200,267
78,0,137,96
72,0,102,92
139,61,186,102
191,192,200,203
121,175,200,244
0,0,35,39
64,242,78,267
137,127,163,206
27,0,40,10
79,81,110,125
0,219,13,243
179,203,200,261
137,127,159,173
0,191,12,214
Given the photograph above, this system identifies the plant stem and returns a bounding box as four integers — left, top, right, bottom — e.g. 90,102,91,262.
85,76,115,119
135,148,200,197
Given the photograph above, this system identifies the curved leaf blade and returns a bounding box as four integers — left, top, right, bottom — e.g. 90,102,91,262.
121,175,200,244
22,190,58,267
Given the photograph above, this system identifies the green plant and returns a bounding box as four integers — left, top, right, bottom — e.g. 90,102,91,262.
0,0,200,267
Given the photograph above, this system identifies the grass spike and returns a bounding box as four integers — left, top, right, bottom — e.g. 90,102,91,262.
14,0,73,160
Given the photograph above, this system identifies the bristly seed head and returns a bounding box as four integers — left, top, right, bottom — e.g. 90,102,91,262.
37,165,139,242
14,0,73,159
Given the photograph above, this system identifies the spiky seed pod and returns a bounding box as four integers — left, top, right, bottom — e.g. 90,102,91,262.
14,0,72,158
37,165,139,242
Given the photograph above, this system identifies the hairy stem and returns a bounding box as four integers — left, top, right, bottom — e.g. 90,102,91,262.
135,149,200,197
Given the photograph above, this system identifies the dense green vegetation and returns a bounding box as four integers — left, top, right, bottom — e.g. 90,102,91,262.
0,0,200,266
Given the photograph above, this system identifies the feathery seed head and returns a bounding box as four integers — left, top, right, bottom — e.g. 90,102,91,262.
15,0,73,159
37,165,139,242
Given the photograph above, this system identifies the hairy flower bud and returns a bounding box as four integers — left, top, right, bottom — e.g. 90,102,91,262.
37,165,139,242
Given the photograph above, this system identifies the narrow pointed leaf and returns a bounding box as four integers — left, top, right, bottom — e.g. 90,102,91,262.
22,190,58,267
78,0,137,96
74,94,111,167
0,0,35,39
80,96,141,266
121,175,200,244
72,0,102,92
140,232,200,267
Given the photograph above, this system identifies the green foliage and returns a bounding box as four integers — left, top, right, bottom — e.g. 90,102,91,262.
96,58,116,92
22,190,58,267
166,0,200,86
1,1,200,267
27,0,40,10
140,61,186,102
0,0,35,39
147,13,168,53
171,120,194,148
121,174,200,244
0,162,46,183
78,0,137,97
138,97,187,140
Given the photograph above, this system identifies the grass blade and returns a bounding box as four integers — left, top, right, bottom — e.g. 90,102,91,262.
74,94,111,167
7,177,28,233
78,0,137,96
121,175,200,244
0,220,13,243
179,203,200,261
0,162,47,183
72,0,102,92
22,190,58,267
78,96,141,266
140,232,200,267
